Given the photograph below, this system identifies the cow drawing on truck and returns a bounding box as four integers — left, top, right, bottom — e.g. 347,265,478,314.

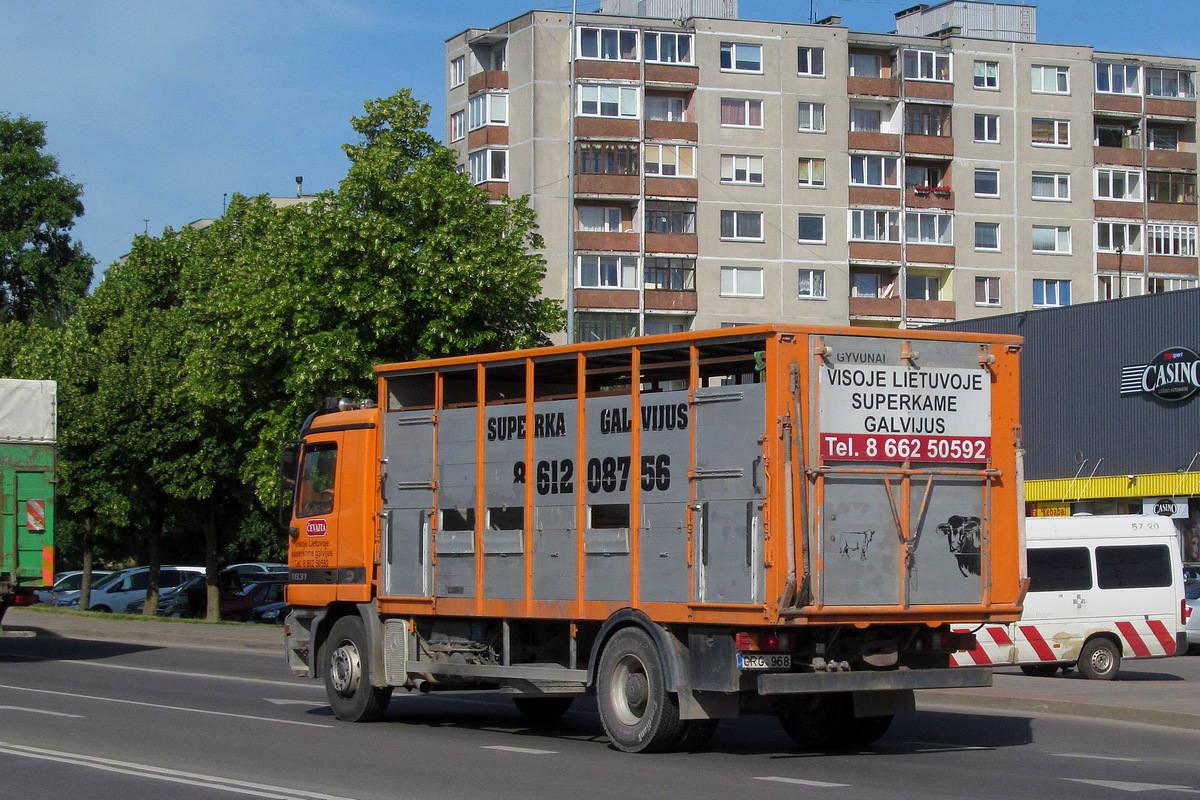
280,325,1027,752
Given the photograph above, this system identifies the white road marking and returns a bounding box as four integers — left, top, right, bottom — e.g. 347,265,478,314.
0,704,84,718
264,698,328,706
756,776,851,788
1065,779,1200,794
906,740,990,751
0,740,360,800
481,745,558,755
1054,752,1144,763
0,683,332,728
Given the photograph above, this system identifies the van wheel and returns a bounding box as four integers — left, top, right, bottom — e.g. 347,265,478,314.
597,627,683,753
323,616,393,721
1077,637,1121,680
1020,663,1060,678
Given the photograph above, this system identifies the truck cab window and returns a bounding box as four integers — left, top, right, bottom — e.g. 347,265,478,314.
297,443,338,518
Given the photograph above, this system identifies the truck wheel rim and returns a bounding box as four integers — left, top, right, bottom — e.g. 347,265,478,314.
610,654,649,726
330,640,362,697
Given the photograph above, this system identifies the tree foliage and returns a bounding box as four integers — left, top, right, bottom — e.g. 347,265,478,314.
0,113,94,325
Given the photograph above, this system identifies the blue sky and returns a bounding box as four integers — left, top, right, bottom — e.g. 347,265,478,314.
2,1,1196,278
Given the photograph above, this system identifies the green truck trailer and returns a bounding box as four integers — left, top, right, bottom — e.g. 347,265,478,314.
0,379,55,631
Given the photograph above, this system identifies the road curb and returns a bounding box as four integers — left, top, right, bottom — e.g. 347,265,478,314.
919,690,1200,731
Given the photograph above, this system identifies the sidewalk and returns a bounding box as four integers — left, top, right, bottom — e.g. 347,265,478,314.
6,606,1199,731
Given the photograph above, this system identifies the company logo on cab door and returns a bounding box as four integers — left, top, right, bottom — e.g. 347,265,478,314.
1120,347,1200,402
305,518,328,537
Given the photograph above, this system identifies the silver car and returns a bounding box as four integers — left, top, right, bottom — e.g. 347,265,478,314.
1186,582,1199,653
56,566,203,613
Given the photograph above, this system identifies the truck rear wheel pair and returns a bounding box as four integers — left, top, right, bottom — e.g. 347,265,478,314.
779,693,893,749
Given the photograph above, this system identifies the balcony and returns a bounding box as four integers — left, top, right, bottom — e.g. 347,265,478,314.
905,134,954,157
645,232,698,255
574,60,639,81
1146,97,1197,120
1093,94,1141,115
645,290,697,312
575,117,640,139
903,80,953,102
905,244,956,265
467,70,508,94
1094,146,1144,167
849,242,901,262
907,185,954,210
1147,201,1200,221
644,63,699,86
849,131,901,152
645,120,698,141
1147,150,1197,170
848,186,903,206
575,173,639,196
575,231,638,252
574,288,638,310
848,296,955,321
467,127,508,149
847,76,900,97
645,177,698,199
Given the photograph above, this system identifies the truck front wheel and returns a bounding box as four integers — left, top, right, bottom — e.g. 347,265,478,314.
323,616,393,722
596,627,683,753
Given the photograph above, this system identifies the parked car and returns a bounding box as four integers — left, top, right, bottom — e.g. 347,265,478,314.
1184,563,1200,586
35,570,112,604
222,580,287,621
54,568,131,608
224,562,288,579
55,566,203,613
246,601,290,625
162,569,286,619
1186,581,1199,653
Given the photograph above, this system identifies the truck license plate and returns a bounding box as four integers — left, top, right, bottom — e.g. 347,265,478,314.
737,653,791,670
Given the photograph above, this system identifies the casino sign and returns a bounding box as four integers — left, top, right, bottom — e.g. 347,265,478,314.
1120,347,1200,402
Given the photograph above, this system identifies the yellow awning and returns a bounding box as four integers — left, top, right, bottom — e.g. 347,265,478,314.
1025,471,1200,503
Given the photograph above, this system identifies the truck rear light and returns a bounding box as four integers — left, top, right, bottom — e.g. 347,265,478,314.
917,629,976,653
735,631,790,652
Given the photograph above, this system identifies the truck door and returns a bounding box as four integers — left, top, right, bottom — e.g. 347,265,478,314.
380,409,436,598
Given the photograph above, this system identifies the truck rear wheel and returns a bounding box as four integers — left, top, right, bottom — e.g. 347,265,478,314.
1077,637,1121,680
513,696,574,723
323,616,393,722
597,627,683,753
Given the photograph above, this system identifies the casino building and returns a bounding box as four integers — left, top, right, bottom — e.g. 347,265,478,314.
937,288,1200,561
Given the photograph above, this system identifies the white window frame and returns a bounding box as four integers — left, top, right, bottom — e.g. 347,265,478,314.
798,47,825,77
798,268,826,299
1033,278,1071,307
1032,225,1072,254
468,93,507,131
577,206,624,233
974,60,999,90
849,106,883,133
975,168,1000,198
850,209,900,243
578,84,639,119
1095,221,1143,254
450,110,465,142
450,56,465,88
578,27,639,61
798,214,826,244
1032,118,1070,147
848,53,883,78
720,210,764,241
1147,223,1198,256
974,114,1000,143
1098,273,1145,300
720,266,763,298
798,157,826,188
798,102,826,133
975,276,1001,307
721,154,764,186
469,149,508,185
1031,64,1070,94
643,31,693,65
1096,62,1141,95
645,93,686,122
1150,277,1199,293
974,221,1000,251
721,42,762,74
578,254,639,289
906,273,941,301
1032,171,1071,201
850,154,900,188
1094,168,1143,201
1148,127,1180,151
905,211,953,245
720,98,763,128
1146,68,1197,99
645,144,695,178
903,49,951,82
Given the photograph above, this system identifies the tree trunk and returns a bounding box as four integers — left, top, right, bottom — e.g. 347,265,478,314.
205,498,220,622
143,508,162,616
79,514,95,610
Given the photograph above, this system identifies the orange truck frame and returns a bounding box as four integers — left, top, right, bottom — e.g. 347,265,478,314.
282,324,1027,752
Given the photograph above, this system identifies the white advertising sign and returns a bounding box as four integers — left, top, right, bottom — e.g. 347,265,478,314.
1143,497,1188,519
819,365,991,463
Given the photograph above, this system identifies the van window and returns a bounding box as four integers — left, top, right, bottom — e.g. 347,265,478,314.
1096,544,1172,589
1027,546,1092,592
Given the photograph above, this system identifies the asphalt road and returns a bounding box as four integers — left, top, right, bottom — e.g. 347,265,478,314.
2,610,1199,800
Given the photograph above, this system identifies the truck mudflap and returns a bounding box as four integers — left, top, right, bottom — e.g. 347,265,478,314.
757,665,992,695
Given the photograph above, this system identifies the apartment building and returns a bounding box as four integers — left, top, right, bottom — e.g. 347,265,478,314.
445,1,1199,341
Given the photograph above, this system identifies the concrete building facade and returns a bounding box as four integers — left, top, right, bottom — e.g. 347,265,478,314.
445,1,1199,341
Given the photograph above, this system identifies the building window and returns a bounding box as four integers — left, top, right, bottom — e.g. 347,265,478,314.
850,209,900,242
450,56,465,88
1098,274,1145,300
903,49,950,81
1033,278,1071,307
576,312,638,342
644,314,692,335
1147,171,1197,204
1145,68,1196,99
469,149,507,184
644,31,692,64
578,27,638,61
450,110,465,142
798,47,825,77
797,157,826,187
643,257,695,291
974,60,999,89
721,154,764,185
1096,62,1140,95
720,98,763,128
1147,223,1198,256
906,212,952,245
1031,64,1069,94
848,52,883,78
975,222,1000,251
721,42,762,73
975,168,1000,197
850,154,899,187
720,210,763,241
468,93,507,130
798,269,826,299
798,102,826,133
975,276,1001,306
1032,171,1071,201
578,84,638,118
720,266,763,297
1150,277,1199,293
907,274,940,301
1032,118,1070,147
576,141,639,175
1032,225,1071,254
644,201,696,234
577,206,623,232
645,144,695,177
1094,168,1142,201
1096,222,1143,254
849,106,883,132
578,254,638,289
645,93,687,121
851,270,896,298
798,214,826,244
974,114,1000,143
905,104,951,137
1148,127,1180,151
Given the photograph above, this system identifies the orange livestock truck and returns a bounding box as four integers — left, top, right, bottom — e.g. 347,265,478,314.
281,325,1027,752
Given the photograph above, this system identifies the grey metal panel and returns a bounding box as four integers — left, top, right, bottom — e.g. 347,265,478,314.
937,290,1200,482
820,475,901,605
533,505,576,600
757,665,993,695
436,408,478,599
639,502,688,602
584,396,634,602
527,398,579,601
599,0,737,19
435,554,475,598
382,411,435,597
908,476,986,605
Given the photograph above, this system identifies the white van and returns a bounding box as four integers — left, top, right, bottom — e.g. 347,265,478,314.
952,515,1186,679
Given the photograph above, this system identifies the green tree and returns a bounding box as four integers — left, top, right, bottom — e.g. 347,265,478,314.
0,114,94,325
